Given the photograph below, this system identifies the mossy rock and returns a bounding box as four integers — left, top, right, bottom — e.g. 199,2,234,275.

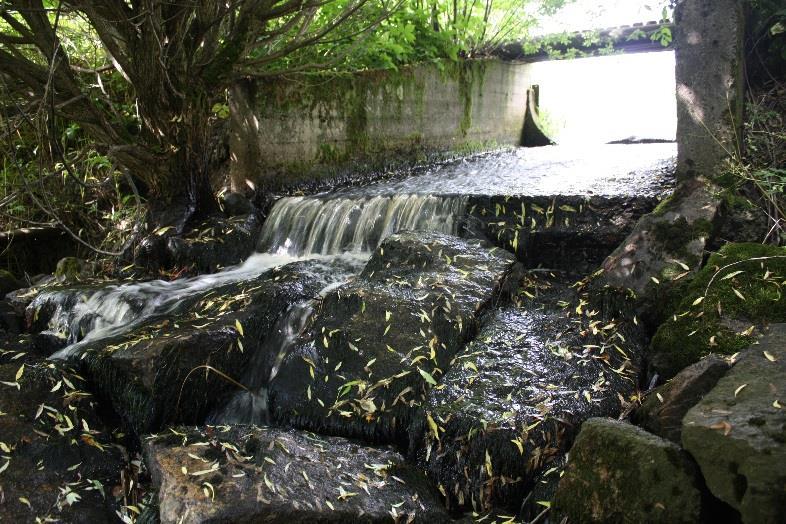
54,257,94,282
649,242,786,379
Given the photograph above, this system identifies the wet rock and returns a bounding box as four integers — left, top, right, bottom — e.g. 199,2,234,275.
270,231,522,443
519,455,566,522
409,295,641,512
467,194,664,274
553,418,704,524
134,214,262,274
0,299,21,334
0,268,23,296
220,191,254,216
598,178,721,322
633,355,730,443
71,260,337,436
682,324,786,523
55,257,96,282
165,214,262,274
145,425,450,524
0,360,125,523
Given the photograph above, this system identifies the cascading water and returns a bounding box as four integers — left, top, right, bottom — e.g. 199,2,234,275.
258,194,467,256
44,192,468,360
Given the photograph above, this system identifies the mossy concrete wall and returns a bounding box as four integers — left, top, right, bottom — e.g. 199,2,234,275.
229,59,535,190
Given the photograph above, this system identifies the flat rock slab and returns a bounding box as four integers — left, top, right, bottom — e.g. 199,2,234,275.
409,294,640,512
270,231,521,443
0,360,125,523
682,324,786,523
65,260,348,436
145,425,451,524
634,355,730,443
553,418,704,524
467,194,660,273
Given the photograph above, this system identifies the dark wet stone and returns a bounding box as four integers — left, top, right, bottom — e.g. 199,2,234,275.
682,324,786,523
553,418,704,524
519,455,566,522
0,269,23,296
145,425,451,524
467,194,661,273
0,360,125,523
409,292,641,512
71,260,335,436
270,231,522,444
633,355,730,443
134,214,262,274
220,191,254,216
165,214,262,275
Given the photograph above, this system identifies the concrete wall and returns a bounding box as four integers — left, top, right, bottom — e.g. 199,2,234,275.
229,60,534,190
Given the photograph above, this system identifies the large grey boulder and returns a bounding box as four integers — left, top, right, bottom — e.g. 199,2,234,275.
145,425,450,524
682,324,786,523
270,231,521,444
634,355,730,443
674,0,745,181
598,178,720,312
553,418,704,524
408,299,641,512
30,259,352,436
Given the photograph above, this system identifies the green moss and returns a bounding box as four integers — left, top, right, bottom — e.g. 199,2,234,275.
650,242,786,378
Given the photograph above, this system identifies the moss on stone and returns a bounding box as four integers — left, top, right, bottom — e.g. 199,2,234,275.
650,242,786,378
651,217,713,262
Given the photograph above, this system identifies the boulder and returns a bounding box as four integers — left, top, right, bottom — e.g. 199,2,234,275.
145,425,450,524
598,178,720,308
134,214,262,274
220,191,254,216
61,259,349,436
682,324,786,523
649,242,786,379
553,418,704,524
634,355,730,443
0,360,125,523
165,214,262,274
270,231,522,444
409,279,642,512
55,257,96,282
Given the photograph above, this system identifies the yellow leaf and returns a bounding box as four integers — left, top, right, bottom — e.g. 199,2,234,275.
426,413,440,441
692,296,705,306
764,351,777,362
235,320,244,337
734,384,748,397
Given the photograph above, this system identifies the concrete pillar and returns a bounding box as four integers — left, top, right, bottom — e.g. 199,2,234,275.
674,0,745,180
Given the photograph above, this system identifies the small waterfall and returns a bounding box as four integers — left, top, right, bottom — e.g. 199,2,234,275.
43,192,467,360
258,194,468,256
209,299,316,425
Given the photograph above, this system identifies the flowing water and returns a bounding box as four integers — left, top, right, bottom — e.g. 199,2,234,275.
41,142,676,422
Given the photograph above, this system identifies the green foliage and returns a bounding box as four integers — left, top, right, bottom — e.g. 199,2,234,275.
265,0,574,73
